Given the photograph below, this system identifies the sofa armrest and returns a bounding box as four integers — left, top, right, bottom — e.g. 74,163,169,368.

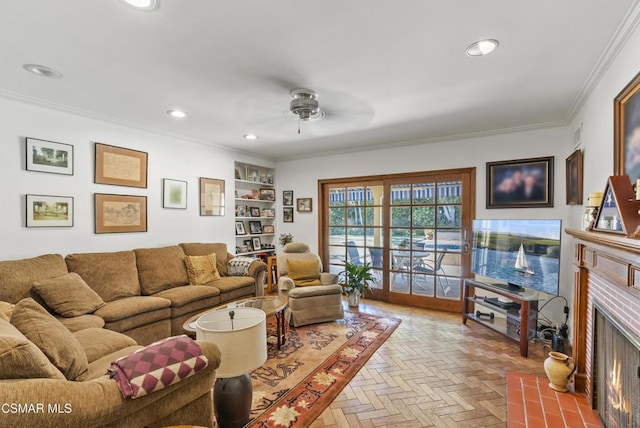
247,260,267,279
0,340,220,428
278,276,295,292
320,272,339,285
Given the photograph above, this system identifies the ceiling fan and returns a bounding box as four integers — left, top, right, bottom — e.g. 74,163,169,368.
288,88,325,134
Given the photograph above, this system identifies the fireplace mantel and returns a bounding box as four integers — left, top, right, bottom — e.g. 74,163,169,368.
565,228,640,396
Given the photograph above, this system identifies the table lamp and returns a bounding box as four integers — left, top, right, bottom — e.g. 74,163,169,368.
196,307,267,428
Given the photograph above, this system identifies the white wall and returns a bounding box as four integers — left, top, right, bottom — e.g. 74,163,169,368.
0,98,273,260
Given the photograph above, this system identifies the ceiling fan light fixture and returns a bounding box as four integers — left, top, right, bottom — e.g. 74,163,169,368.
22,64,63,79
289,88,323,122
466,39,499,57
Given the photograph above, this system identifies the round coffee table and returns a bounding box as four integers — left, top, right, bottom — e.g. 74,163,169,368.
184,295,288,349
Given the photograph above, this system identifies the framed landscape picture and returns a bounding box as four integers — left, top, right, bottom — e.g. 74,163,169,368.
162,179,187,209
95,193,147,234
26,194,73,227
486,156,554,208
26,137,74,175
95,143,148,188
614,71,640,185
200,177,225,216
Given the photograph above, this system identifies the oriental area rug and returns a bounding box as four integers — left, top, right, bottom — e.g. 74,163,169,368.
247,311,401,427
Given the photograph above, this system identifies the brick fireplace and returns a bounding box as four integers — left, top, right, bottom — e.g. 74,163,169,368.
567,229,640,425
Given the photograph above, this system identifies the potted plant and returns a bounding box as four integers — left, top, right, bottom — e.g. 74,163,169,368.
340,262,376,307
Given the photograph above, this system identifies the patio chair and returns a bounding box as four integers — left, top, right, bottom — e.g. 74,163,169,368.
413,248,451,295
346,241,363,266
369,248,383,281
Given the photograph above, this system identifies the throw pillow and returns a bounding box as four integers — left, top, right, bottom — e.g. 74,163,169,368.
32,272,105,317
227,256,256,276
0,301,15,319
184,254,221,285
10,298,89,381
0,318,65,380
287,259,322,286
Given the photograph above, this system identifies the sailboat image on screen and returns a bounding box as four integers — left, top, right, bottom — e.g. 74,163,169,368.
514,243,535,275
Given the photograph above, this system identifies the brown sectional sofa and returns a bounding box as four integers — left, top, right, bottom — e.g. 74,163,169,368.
0,242,267,345
0,242,267,427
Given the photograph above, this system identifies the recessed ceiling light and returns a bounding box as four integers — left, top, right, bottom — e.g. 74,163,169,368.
166,109,187,118
466,39,499,57
119,0,159,11
22,64,63,79
243,134,259,140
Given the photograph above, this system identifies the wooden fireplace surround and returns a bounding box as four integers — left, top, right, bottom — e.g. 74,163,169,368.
566,228,640,396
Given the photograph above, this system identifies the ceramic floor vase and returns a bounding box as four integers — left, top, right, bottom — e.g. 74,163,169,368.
543,351,576,392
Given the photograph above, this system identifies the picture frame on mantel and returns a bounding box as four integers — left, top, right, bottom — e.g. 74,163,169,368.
592,175,640,237
95,143,148,188
614,71,640,185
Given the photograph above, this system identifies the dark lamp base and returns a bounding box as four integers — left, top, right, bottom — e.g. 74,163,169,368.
213,374,253,428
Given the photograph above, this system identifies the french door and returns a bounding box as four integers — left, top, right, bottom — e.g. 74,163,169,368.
319,168,475,312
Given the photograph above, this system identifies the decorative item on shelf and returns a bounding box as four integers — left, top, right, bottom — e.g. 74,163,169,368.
543,351,576,392
196,308,267,428
262,224,274,234
259,189,275,201
236,205,247,217
340,262,376,307
592,175,640,237
279,233,294,247
248,221,262,234
582,191,603,231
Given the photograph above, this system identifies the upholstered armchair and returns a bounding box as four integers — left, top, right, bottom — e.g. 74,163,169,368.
277,242,344,327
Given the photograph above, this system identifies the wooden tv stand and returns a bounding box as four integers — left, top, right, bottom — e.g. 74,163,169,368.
462,279,539,357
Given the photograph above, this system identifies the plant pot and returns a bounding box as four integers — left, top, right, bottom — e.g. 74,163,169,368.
347,292,360,307
543,351,576,392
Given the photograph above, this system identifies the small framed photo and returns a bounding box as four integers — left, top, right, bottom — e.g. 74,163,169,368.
614,71,640,185
95,193,147,234
26,195,73,227
565,149,583,205
261,208,275,217
262,224,275,234
259,188,275,201
249,220,262,234
283,190,293,206
486,156,554,208
243,239,253,252
249,206,261,217
246,166,260,182
162,179,187,209
252,237,262,251
297,197,313,212
200,177,225,216
235,168,243,180
235,205,247,217
235,221,246,235
95,143,148,188
26,137,74,175
283,207,294,223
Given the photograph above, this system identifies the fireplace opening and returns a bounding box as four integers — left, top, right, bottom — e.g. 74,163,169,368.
593,304,640,427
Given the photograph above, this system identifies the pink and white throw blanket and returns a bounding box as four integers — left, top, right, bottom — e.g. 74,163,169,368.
108,334,208,399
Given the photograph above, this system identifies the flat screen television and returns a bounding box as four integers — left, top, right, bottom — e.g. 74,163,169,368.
471,219,561,295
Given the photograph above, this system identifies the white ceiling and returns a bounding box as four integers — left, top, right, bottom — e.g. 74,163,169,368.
1,1,638,160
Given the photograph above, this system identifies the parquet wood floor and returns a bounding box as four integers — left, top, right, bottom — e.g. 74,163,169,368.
309,298,548,428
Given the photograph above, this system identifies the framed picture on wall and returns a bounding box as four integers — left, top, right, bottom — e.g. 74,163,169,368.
26,194,73,227
162,178,187,209
95,143,148,188
565,149,583,205
614,71,640,185
283,207,294,223
283,190,293,206
26,137,74,175
94,193,147,234
486,156,554,208
296,197,312,212
199,177,225,216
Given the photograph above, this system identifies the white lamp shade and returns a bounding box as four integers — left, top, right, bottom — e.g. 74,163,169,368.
196,307,267,378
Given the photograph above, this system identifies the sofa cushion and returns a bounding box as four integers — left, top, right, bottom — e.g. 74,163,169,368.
57,314,105,332
287,259,322,286
32,272,105,317
10,298,88,381
206,276,254,293
0,317,65,380
74,328,138,363
180,243,230,276
93,296,171,323
134,246,190,295
153,285,220,307
0,254,68,304
184,253,221,285
65,251,141,302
